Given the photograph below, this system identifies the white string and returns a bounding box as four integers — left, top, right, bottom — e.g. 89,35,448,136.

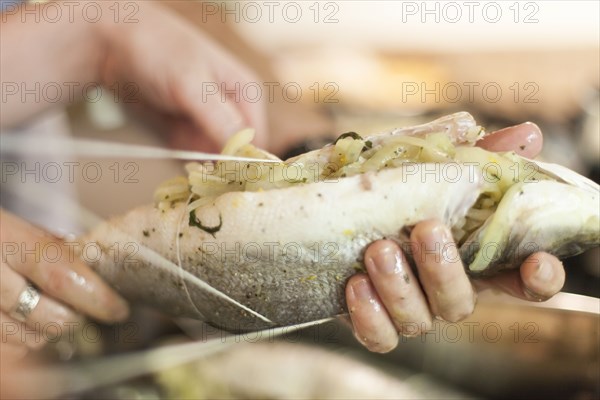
174,196,273,324
174,194,208,320
15,317,335,398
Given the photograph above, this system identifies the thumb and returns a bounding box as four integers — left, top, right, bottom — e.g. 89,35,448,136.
476,122,543,158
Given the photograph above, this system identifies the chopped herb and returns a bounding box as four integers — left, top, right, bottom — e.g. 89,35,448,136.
333,132,372,152
289,177,308,184
143,230,150,237
334,131,363,144
189,209,223,237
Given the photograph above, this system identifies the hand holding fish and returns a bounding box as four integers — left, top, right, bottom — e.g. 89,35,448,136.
347,122,565,352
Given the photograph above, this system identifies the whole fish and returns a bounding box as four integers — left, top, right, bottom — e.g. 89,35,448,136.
82,113,599,330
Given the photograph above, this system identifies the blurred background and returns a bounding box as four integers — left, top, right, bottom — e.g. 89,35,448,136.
72,0,599,294
3,1,599,399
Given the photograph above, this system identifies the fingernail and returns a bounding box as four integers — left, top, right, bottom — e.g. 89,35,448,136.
351,279,379,310
368,246,403,275
534,259,554,284
523,259,554,302
479,122,542,156
522,122,542,141
414,222,456,264
417,221,451,244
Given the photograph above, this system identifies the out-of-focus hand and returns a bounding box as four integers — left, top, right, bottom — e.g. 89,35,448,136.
346,122,566,353
97,1,268,152
0,209,129,358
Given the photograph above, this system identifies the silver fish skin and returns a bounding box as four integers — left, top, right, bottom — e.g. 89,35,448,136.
84,165,482,330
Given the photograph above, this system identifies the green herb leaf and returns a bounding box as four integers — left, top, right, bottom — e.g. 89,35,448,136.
334,132,363,144
189,209,222,237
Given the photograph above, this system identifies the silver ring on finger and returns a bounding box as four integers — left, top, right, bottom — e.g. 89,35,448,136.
9,284,41,323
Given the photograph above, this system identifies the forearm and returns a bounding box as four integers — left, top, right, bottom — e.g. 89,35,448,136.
0,1,107,129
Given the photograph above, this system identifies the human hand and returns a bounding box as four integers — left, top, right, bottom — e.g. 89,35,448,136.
345,122,565,352
97,1,268,152
0,210,129,358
